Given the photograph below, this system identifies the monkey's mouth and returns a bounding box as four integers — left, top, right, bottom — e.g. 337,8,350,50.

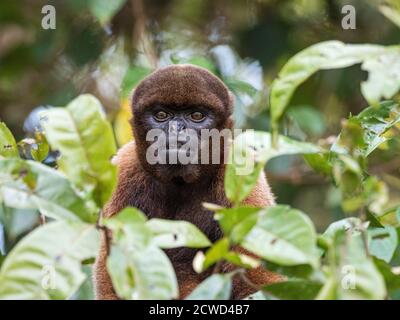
157,148,199,165
171,176,186,186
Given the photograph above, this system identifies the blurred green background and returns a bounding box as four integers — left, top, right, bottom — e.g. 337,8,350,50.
0,0,399,243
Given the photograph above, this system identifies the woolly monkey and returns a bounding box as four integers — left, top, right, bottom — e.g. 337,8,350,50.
94,64,279,299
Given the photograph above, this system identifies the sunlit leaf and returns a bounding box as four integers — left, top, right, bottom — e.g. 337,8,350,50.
42,94,117,208
104,208,178,300
192,237,259,273
0,221,99,299
147,219,211,249
225,131,320,204
214,206,261,235
374,258,400,299
107,243,178,300
240,205,319,267
0,158,95,222
361,53,400,105
270,40,400,137
0,122,18,158
332,101,400,157
368,226,398,263
317,229,386,300
186,274,232,300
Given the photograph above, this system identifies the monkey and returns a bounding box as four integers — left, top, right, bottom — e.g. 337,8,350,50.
93,64,280,300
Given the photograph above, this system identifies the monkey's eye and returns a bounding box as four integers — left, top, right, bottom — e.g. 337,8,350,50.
154,111,170,121
189,111,205,122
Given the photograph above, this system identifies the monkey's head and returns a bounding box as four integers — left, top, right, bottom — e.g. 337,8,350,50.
131,64,234,185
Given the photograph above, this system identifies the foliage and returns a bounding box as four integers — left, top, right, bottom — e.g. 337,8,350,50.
0,0,400,301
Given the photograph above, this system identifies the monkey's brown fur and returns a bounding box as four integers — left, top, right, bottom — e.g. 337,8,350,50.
93,65,280,300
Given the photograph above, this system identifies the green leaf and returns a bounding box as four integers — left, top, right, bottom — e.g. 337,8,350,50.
87,0,127,26
146,219,211,249
103,207,151,249
30,131,49,162
121,66,153,98
361,53,400,106
0,221,99,299
193,238,228,273
193,238,260,273
0,122,18,158
107,243,178,300
368,226,398,263
225,78,258,97
225,131,320,204
380,1,400,28
0,158,95,222
318,229,386,300
240,205,319,267
332,101,400,157
18,133,50,163
186,274,232,300
304,153,332,176
262,279,322,300
42,94,117,208
322,218,363,244
104,208,178,300
374,258,400,299
214,206,261,235
186,57,217,74
270,40,400,136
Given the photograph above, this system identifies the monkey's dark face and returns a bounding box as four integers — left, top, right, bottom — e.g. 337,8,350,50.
136,104,222,184
131,64,234,185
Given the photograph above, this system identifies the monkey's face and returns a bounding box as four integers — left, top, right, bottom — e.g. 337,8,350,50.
131,64,234,185
135,103,226,184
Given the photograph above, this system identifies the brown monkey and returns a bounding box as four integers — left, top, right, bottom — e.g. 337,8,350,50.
93,64,280,300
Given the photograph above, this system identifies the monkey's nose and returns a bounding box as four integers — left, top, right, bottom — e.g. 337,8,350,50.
168,120,186,134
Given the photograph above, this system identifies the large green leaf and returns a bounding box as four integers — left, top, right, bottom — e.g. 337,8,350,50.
0,122,18,158
0,221,99,299
374,258,400,299
368,226,398,263
186,274,233,300
225,131,320,204
262,279,322,300
146,219,211,249
270,41,400,137
0,159,95,222
104,208,178,300
317,229,386,300
322,217,363,244
240,205,319,267
107,243,178,300
361,54,400,105
42,94,117,208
